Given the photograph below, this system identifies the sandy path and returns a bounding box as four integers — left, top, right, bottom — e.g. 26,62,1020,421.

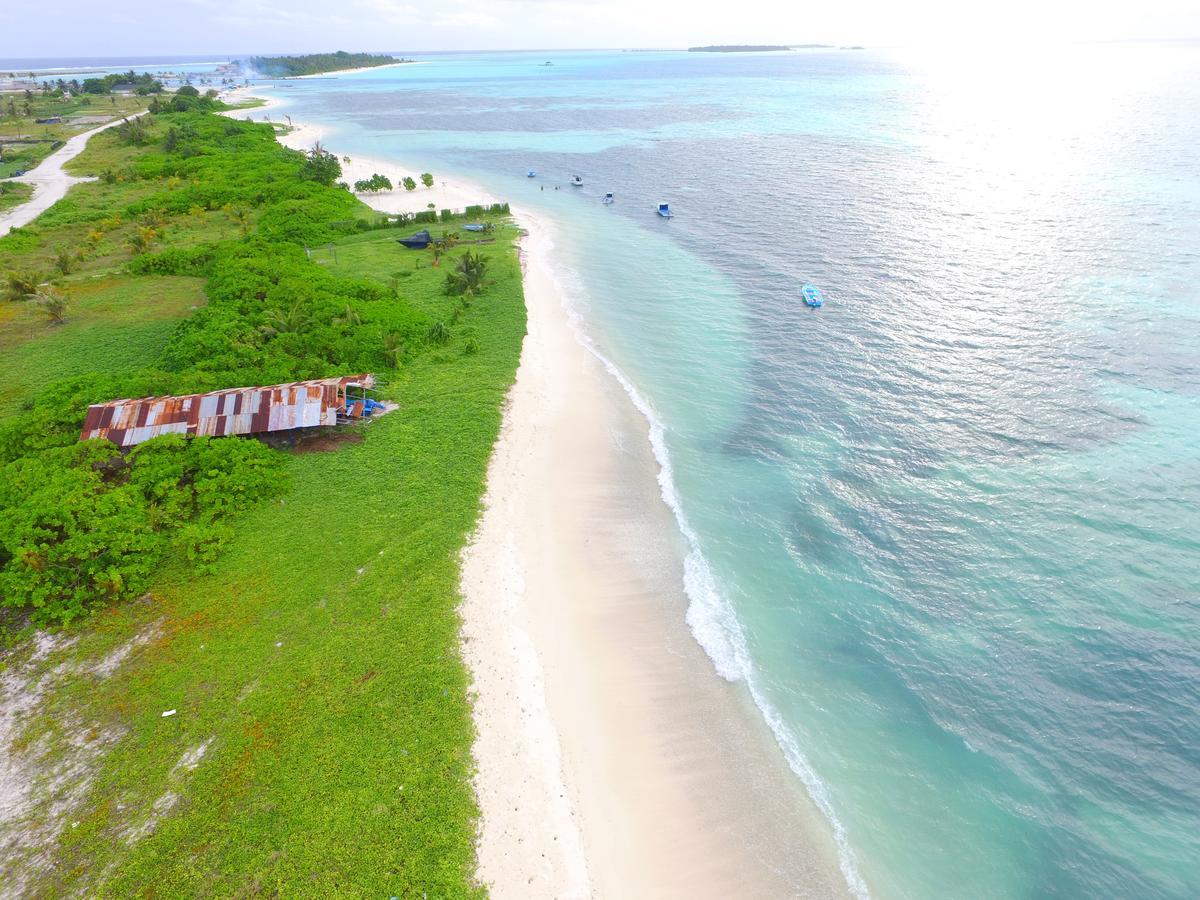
0,114,142,237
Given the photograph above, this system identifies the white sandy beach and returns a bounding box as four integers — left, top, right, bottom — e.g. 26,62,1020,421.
233,94,854,897
222,90,491,215
462,212,853,898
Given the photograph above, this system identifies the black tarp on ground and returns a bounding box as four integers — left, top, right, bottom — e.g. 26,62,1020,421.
397,229,432,249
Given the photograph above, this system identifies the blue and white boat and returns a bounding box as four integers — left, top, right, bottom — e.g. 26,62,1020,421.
527,170,536,178
657,203,673,218
603,192,614,205
801,283,824,308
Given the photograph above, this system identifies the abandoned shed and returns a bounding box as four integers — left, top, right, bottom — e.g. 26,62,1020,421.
80,374,377,449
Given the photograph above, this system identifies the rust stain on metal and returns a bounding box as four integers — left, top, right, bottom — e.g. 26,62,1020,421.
80,375,375,448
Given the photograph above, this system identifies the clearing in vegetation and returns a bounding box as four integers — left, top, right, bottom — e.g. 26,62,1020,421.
1,86,152,178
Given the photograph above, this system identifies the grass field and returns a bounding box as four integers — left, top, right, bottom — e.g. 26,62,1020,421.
0,180,32,212
1,91,148,178
0,108,525,896
0,275,205,417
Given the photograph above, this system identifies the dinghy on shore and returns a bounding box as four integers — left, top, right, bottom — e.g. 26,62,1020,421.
802,283,824,307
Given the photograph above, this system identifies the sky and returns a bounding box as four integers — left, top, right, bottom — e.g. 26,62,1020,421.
1,0,1198,60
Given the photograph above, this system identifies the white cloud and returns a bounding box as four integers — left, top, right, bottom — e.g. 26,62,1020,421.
1,0,1196,57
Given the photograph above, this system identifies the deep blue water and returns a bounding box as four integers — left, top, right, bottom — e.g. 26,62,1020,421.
70,46,1200,898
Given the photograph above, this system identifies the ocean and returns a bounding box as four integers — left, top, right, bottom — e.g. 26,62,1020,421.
54,45,1200,897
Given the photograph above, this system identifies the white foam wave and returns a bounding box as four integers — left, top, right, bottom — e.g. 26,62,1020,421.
531,218,871,899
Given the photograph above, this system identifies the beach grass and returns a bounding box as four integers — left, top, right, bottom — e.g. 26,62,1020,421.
0,107,525,895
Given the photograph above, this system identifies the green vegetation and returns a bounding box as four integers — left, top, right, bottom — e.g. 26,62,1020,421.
1,88,148,177
0,180,32,212
248,51,410,78
0,99,523,896
353,172,393,193
81,71,164,95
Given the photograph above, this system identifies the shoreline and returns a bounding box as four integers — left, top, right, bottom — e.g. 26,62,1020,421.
288,61,419,79
246,100,855,897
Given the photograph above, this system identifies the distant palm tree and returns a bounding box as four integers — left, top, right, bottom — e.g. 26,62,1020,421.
4,270,42,301
333,303,362,327
35,286,68,325
264,301,313,333
381,332,404,367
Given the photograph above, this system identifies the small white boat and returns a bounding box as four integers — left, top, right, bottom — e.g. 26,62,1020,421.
571,175,584,187
657,203,673,218
602,192,614,205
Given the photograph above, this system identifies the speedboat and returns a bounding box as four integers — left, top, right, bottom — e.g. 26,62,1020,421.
657,203,673,218
602,192,614,204
802,283,824,308
571,175,584,186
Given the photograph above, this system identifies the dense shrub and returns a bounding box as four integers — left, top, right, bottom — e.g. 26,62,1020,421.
126,244,218,276
0,106,479,625
0,435,285,625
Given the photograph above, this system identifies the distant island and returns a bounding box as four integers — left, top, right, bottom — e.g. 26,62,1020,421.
248,51,411,77
688,45,793,53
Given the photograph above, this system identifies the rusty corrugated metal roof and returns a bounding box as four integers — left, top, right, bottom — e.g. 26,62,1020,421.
80,375,374,448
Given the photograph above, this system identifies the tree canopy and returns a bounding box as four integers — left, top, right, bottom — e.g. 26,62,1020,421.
248,51,409,78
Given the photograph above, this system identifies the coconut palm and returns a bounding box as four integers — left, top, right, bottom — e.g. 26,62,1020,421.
264,301,313,334
333,303,362,327
35,285,68,325
381,331,405,367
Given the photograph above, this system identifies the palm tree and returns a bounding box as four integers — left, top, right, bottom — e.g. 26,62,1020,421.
35,285,68,325
454,250,489,294
333,303,362,327
381,331,404,367
264,301,313,334
4,270,41,301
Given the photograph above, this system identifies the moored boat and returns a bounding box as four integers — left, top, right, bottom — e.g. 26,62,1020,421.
571,175,584,186
657,203,673,218
602,192,614,204
802,283,824,307
527,170,536,177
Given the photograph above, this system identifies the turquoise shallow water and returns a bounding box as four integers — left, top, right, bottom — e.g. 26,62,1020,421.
201,46,1200,897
